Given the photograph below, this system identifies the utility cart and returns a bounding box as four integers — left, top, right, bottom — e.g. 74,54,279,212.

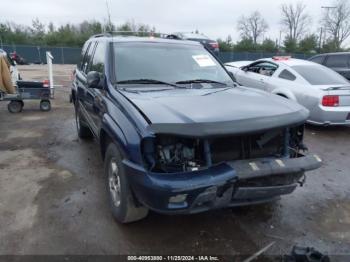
0,80,53,113
0,51,55,113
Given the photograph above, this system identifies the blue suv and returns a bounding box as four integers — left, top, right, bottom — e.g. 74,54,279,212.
71,33,321,223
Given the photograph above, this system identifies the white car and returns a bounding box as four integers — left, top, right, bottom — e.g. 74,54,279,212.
225,57,350,126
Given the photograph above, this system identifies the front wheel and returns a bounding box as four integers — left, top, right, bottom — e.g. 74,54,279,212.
40,100,51,111
105,143,148,223
8,100,23,113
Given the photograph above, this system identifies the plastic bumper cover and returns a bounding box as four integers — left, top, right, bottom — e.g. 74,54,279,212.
124,154,322,214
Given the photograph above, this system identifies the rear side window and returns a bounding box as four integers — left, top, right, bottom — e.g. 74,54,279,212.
309,56,324,64
82,42,96,74
292,65,349,85
79,42,90,68
89,42,106,73
279,69,296,81
325,55,349,67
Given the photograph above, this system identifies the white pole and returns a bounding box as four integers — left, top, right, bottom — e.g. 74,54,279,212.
46,51,54,98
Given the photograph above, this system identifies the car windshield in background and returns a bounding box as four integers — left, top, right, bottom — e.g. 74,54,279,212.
292,65,349,85
113,43,233,87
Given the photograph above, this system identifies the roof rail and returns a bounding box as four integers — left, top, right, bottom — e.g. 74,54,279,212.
104,31,178,39
89,31,184,40
89,33,112,39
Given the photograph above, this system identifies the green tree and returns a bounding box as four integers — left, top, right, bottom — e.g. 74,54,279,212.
283,37,298,53
260,38,277,52
234,38,256,51
217,38,233,52
0,20,156,47
31,18,45,44
298,34,318,53
321,39,339,52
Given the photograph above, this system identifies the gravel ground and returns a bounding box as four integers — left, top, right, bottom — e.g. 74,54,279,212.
0,64,349,260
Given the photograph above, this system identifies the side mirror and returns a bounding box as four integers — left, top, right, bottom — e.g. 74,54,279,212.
87,71,103,89
241,66,248,72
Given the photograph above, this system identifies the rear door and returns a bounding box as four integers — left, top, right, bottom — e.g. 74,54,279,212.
83,42,107,135
324,54,350,80
76,41,97,133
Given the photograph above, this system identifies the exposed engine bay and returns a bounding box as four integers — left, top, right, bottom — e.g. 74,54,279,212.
155,137,205,173
142,125,306,173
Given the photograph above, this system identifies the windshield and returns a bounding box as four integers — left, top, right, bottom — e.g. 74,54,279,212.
292,65,349,85
113,42,233,87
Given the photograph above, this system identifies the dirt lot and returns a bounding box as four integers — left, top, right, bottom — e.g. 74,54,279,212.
0,65,349,259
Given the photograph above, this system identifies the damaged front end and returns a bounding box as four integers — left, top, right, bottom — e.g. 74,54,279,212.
125,124,321,214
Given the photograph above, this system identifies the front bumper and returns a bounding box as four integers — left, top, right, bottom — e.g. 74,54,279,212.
124,154,322,214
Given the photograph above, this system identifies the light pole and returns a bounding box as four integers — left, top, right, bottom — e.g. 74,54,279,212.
321,6,336,48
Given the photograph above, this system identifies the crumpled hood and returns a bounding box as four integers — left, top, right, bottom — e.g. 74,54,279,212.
120,86,309,136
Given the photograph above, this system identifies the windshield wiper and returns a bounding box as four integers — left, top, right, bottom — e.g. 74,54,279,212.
116,79,181,88
176,79,227,86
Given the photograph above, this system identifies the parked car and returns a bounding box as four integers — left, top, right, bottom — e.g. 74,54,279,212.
169,32,219,55
71,35,321,223
309,52,350,80
225,61,252,69
10,51,27,65
225,57,350,126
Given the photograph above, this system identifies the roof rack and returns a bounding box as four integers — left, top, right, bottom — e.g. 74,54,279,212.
89,33,112,39
89,31,179,39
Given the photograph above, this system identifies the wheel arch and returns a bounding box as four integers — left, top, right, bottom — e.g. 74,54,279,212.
99,114,128,161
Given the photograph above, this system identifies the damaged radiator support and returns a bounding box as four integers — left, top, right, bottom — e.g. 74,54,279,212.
149,126,303,173
203,139,212,167
209,127,293,164
284,127,290,157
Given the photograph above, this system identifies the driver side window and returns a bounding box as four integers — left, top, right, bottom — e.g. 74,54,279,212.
247,62,278,77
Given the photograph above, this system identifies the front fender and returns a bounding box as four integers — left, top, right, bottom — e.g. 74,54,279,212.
100,112,145,165
101,114,128,152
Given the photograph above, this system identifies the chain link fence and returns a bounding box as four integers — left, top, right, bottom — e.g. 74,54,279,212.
0,44,81,64
1,44,315,65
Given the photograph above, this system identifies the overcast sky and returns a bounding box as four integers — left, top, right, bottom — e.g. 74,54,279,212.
1,0,345,45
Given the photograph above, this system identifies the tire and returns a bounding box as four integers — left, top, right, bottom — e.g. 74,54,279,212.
40,100,51,112
75,103,93,139
8,100,23,113
105,143,148,223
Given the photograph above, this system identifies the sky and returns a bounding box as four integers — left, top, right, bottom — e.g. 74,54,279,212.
0,0,344,45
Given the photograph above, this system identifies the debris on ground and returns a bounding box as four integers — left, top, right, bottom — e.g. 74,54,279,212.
283,246,330,262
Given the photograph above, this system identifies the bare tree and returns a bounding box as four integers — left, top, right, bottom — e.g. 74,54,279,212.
280,2,311,41
237,11,268,45
322,0,350,50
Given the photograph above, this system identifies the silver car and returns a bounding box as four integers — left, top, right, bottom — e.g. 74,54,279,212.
225,57,350,126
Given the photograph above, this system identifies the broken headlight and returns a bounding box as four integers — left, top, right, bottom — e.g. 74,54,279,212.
142,136,205,173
